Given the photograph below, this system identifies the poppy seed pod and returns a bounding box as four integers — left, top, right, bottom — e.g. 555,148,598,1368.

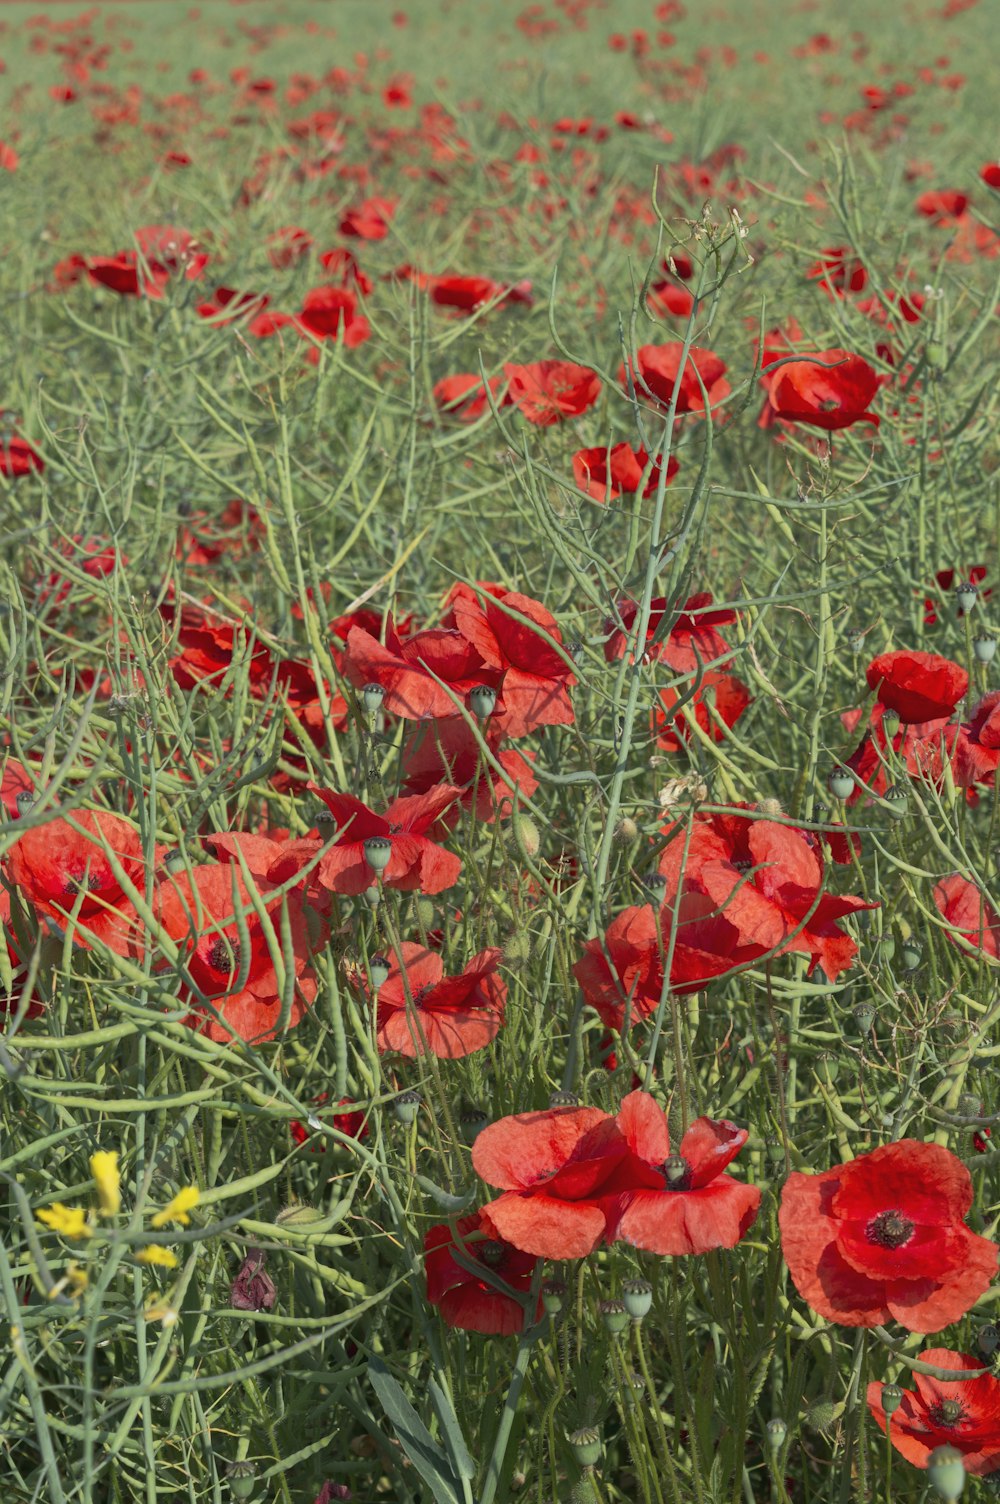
978,1324,1000,1359
883,785,909,818
226,1460,258,1501
459,1109,488,1144
469,683,498,721
622,1278,653,1320
901,942,922,971
646,871,667,902
369,954,391,989
542,1277,567,1315
363,835,392,874
828,766,854,800
549,1090,579,1108
925,341,948,372
568,1427,602,1469
393,1090,421,1124
15,790,36,816
881,1382,903,1415
956,582,979,616
363,883,381,909
974,636,997,664
928,1446,966,1501
853,1000,876,1035
766,1418,787,1451
361,682,385,715
599,1298,629,1335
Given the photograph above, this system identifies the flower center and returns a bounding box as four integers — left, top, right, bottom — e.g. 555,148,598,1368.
819,398,840,412
207,936,241,974
661,1154,692,1191
865,1209,915,1249
929,1399,966,1428
63,870,104,896
479,1239,507,1269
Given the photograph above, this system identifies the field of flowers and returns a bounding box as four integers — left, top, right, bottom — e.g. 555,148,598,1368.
1,0,999,1500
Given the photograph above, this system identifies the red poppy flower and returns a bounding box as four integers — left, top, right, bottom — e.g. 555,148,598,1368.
400,718,538,823
867,1349,1000,1474
318,247,373,296
654,670,751,750
313,785,462,895
0,421,43,478
923,565,990,625
297,285,371,349
983,164,1000,191
916,189,969,224
767,350,880,431
290,1095,368,1149
154,862,318,1044
806,247,867,296
658,806,877,981
371,941,506,1057
176,499,264,566
619,343,730,418
933,874,1000,959
754,318,805,427
196,285,270,325
866,650,968,724
165,604,276,695
604,591,736,671
345,618,499,722
1,758,35,820
448,588,576,738
0,887,44,1022
950,693,1000,788
572,443,678,502
433,373,507,422
339,196,396,239
502,360,602,425
5,809,145,955
87,251,169,299
647,278,694,319
267,225,314,268
471,1104,627,1258
133,225,208,280
602,1091,760,1255
574,892,762,1037
425,1210,539,1335
844,704,953,803
429,275,532,313
779,1139,998,1332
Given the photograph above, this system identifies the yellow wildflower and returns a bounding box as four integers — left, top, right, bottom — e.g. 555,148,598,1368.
150,1186,200,1229
89,1151,121,1217
136,1245,178,1269
36,1204,92,1240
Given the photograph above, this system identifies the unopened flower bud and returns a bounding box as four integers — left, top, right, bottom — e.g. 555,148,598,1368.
363,835,392,874
766,1418,787,1450
974,636,997,664
622,1278,653,1320
568,1427,601,1468
828,766,854,800
502,931,532,968
881,1382,903,1415
361,683,385,714
414,896,435,929
226,1460,258,1500
599,1298,628,1335
928,1445,965,1501
394,1090,421,1125
614,816,639,845
511,814,540,859
469,683,498,721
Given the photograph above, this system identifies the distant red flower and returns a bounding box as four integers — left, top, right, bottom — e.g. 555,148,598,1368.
196,285,270,324
933,874,1000,959
0,141,18,172
866,649,968,723
176,498,264,566
982,164,1000,191
290,1096,368,1149
806,247,867,296
603,1091,760,1255
133,225,208,280
165,604,276,695
318,247,373,296
0,417,43,478
425,1210,538,1334
267,225,314,268
923,565,989,625
448,587,576,738
340,196,396,239
429,275,532,313
572,443,678,502
5,809,144,955
154,862,319,1044
372,941,506,1057
843,704,952,803
502,360,601,425
1,758,35,819
471,1104,627,1258
604,591,736,671
433,373,507,423
654,670,751,750
780,1139,998,1331
867,1349,1000,1474
659,805,877,981
950,692,1000,788
0,887,44,1021
345,617,500,722
767,350,880,431
916,189,969,223
297,285,371,349
86,251,168,299
313,785,462,895
620,343,730,418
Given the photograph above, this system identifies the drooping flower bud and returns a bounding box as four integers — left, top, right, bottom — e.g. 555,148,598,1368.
231,1249,276,1312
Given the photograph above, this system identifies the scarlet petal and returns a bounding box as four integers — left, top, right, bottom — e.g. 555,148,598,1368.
617,1090,671,1163
472,1106,613,1190
679,1117,750,1188
831,1140,974,1226
484,1190,608,1258
615,1179,760,1255
779,1168,890,1326
885,1228,998,1332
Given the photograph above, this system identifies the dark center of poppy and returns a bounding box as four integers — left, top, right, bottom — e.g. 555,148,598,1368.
414,984,433,1006
478,1239,507,1269
929,1399,966,1428
865,1209,914,1249
732,858,753,875
387,822,403,835
661,1154,692,1191
63,871,104,896
207,936,241,974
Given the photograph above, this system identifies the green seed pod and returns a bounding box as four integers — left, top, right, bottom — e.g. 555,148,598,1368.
15,790,36,816
363,835,392,874
469,683,498,721
549,1090,579,1108
828,766,854,800
393,1090,421,1125
622,1278,653,1321
511,814,540,859
925,341,948,371
369,954,390,989
568,1427,602,1469
502,931,532,969
803,1399,842,1433
881,1382,903,1416
276,1201,324,1227
363,883,381,910
459,1109,488,1144
956,582,979,616
901,942,921,972
766,1418,787,1451
878,933,896,963
647,871,667,902
978,1325,1000,1359
226,1461,258,1501
599,1299,629,1335
882,709,901,738
853,1001,877,1035
883,784,908,819
928,1445,965,1501
162,848,187,873
361,682,385,715
542,1278,566,1316
974,636,997,664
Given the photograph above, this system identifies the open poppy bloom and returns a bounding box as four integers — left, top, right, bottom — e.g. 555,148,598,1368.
619,343,730,418
371,941,506,1057
604,591,736,670
923,566,990,625
155,862,320,1044
472,1104,628,1258
653,670,751,750
767,350,880,430
425,1210,539,1334
345,617,500,722
312,785,462,895
433,373,508,423
603,1091,760,1255
86,251,170,299
339,195,396,239
779,1140,998,1332
866,649,968,724
572,443,678,502
0,416,44,478
502,360,602,425
1,757,36,819
806,247,867,296
296,285,371,349
950,692,1000,788
428,275,532,312
400,718,538,823
5,809,146,955
447,587,576,738
933,874,1000,959
196,285,270,325
843,703,952,803
867,1349,1000,1474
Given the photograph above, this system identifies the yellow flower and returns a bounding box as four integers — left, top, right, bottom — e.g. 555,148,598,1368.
36,1204,92,1240
150,1186,200,1229
136,1245,178,1269
90,1151,121,1217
